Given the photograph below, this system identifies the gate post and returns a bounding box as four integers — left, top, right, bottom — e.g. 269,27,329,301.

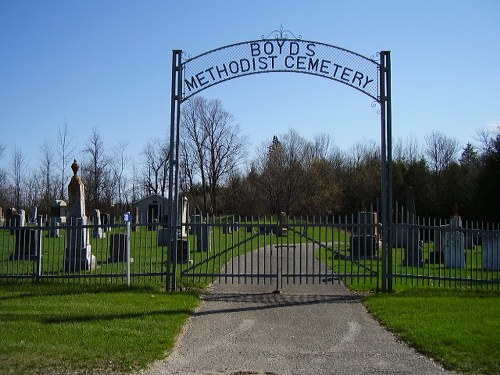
167,50,183,291
380,51,393,292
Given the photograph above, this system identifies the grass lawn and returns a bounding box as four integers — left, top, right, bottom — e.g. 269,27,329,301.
363,288,500,374
1,221,499,374
0,282,199,374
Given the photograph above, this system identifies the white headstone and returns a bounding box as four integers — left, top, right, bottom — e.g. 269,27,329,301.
482,233,500,270
180,196,189,239
92,209,106,239
444,215,465,268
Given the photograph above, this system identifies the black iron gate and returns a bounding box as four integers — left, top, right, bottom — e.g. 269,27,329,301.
168,28,392,291
178,215,380,291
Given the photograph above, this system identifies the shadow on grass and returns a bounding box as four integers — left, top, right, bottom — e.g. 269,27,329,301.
0,282,168,301
2,309,194,324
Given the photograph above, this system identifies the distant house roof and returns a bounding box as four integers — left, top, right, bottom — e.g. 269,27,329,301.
132,193,168,205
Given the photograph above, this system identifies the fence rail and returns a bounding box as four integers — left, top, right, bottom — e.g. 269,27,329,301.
0,214,498,291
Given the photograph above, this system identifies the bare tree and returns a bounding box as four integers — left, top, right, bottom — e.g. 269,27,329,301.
110,139,131,207
24,169,43,210
0,144,7,207
40,139,56,216
181,96,248,214
82,128,110,211
425,131,459,174
179,139,195,194
303,133,335,167
181,98,209,212
141,138,169,196
394,135,421,165
424,131,460,214
56,122,76,200
10,146,26,209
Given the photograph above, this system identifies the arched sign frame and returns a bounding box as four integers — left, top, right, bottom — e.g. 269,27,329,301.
166,32,393,292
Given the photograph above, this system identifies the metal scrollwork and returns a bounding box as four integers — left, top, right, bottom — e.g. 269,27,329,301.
262,25,302,40
372,100,381,114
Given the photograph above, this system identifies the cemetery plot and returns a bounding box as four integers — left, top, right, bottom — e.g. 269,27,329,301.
0,214,498,291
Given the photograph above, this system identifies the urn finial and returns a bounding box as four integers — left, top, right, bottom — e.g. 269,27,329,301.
71,159,79,176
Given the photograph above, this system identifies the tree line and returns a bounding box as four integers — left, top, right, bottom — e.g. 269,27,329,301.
0,97,499,222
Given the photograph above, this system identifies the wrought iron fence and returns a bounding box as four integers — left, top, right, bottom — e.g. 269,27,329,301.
0,214,498,291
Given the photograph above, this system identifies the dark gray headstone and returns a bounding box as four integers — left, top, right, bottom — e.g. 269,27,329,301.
109,233,126,262
11,228,39,260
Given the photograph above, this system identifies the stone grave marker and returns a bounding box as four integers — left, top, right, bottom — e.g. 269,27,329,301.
159,196,191,263
277,211,288,236
18,209,26,227
350,212,379,259
50,200,67,224
108,233,131,262
482,233,499,270
64,160,96,272
12,227,39,261
47,217,60,238
191,214,211,252
30,206,38,223
444,214,466,268
6,208,15,233
101,212,111,232
92,209,106,238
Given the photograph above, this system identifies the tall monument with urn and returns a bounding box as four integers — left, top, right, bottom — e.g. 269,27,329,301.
64,160,96,271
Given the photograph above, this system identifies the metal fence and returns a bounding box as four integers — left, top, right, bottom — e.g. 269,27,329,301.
0,213,498,291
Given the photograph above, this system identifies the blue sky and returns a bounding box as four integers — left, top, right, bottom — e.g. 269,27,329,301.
0,0,499,171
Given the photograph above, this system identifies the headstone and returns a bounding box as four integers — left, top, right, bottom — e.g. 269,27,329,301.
92,209,106,238
399,222,424,267
259,225,273,234
277,211,288,236
11,228,39,260
50,200,67,224
428,227,445,264
191,214,211,252
47,217,60,238
109,233,126,262
482,233,499,270
18,209,26,227
350,235,378,259
393,198,424,267
351,212,380,260
444,214,466,268
180,196,189,239
101,213,111,232
30,206,38,223
157,228,171,246
6,208,18,234
357,212,378,237
168,238,190,264
161,197,191,263
64,160,96,272
189,215,196,235
0,207,4,226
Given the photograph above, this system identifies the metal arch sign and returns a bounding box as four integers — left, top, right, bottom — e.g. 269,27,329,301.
182,39,380,102
167,30,393,292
